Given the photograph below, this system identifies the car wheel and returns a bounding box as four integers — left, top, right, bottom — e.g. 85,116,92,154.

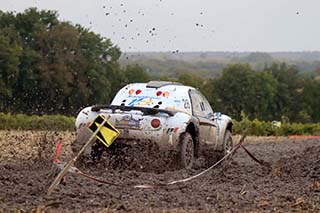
222,130,233,156
224,130,233,156
179,132,194,169
216,130,233,160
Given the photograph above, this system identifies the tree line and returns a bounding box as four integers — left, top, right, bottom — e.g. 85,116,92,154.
176,63,320,123
0,9,319,123
0,8,143,114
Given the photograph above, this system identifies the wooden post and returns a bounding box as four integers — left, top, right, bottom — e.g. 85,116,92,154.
47,115,110,195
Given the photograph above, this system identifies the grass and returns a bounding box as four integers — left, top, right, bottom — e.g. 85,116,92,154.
0,113,319,136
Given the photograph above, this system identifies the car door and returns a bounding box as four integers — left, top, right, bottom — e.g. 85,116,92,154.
189,89,218,145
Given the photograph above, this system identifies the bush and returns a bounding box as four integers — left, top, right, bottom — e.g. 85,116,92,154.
233,119,320,136
0,113,75,131
0,113,319,136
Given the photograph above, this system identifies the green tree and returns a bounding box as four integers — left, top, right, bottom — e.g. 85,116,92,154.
302,78,320,122
0,8,60,113
31,22,81,113
0,32,22,112
210,64,277,120
14,8,59,44
77,26,122,108
264,63,303,121
178,73,205,91
123,64,151,83
0,8,122,114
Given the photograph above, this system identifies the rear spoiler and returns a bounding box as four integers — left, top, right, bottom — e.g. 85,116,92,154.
91,105,176,116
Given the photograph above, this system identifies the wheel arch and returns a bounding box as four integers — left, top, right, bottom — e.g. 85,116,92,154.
185,121,200,157
216,115,233,151
226,121,233,133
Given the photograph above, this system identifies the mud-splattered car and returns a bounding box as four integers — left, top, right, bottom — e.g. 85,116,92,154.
74,81,233,169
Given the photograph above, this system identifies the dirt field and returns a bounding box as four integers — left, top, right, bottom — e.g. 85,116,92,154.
0,131,319,212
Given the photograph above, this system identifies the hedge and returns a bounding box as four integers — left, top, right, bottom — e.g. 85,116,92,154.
0,113,319,136
233,119,320,136
0,113,75,131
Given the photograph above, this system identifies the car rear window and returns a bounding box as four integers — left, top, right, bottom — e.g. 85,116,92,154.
111,85,192,114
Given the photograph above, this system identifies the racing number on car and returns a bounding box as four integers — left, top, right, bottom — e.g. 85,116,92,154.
182,99,191,109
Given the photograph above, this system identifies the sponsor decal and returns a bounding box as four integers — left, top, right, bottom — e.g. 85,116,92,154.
128,97,144,106
182,98,191,109
135,98,153,107
115,115,141,129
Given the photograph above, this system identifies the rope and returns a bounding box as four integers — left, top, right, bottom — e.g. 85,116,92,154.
53,134,250,189
240,144,271,169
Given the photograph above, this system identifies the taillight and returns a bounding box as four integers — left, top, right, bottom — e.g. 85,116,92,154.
136,89,142,95
151,119,161,128
129,89,135,95
163,91,169,97
156,91,162,96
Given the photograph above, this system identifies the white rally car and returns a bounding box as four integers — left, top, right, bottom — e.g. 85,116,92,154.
74,81,233,169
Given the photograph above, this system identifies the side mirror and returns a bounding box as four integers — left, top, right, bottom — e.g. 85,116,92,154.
206,112,214,120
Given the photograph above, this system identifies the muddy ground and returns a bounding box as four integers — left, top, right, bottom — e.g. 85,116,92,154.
0,131,319,212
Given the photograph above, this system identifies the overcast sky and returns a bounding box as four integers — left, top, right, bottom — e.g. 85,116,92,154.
1,0,320,52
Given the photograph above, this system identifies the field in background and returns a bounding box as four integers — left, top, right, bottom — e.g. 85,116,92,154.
0,130,292,164
0,130,75,164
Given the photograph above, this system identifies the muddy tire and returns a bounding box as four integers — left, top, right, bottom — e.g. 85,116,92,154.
71,127,93,157
217,130,233,160
179,132,194,169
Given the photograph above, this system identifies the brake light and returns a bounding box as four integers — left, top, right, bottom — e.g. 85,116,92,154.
129,89,135,95
136,89,142,95
151,119,161,128
156,91,162,96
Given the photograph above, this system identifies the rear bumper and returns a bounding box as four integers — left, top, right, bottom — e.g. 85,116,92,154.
75,106,191,152
116,128,179,146
114,138,178,152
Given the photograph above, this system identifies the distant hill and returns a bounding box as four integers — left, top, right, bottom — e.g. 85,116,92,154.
270,51,320,62
120,51,320,78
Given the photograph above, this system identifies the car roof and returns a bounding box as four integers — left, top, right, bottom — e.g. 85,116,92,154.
146,81,182,88
111,81,196,113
